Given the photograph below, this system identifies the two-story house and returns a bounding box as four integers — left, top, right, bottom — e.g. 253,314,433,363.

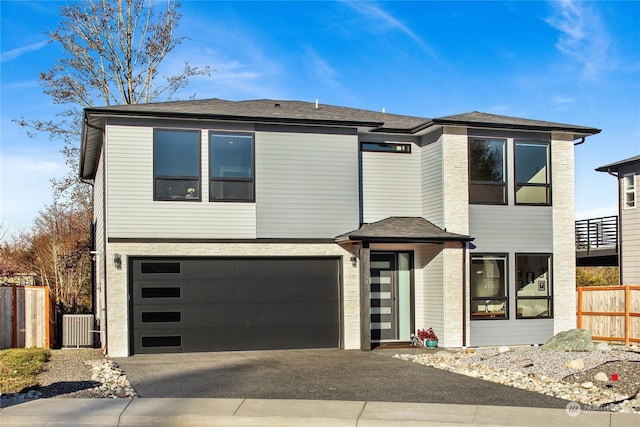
596,155,640,285
79,99,600,356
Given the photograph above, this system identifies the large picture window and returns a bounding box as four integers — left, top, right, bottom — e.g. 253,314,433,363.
514,141,551,205
468,138,506,204
153,129,201,201
516,254,552,319
209,132,254,202
470,255,508,319
623,173,636,209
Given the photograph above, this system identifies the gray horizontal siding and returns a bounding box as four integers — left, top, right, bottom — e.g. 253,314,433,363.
470,319,554,347
619,166,640,284
255,131,359,238
105,124,257,239
469,205,553,252
361,148,422,223
421,139,443,228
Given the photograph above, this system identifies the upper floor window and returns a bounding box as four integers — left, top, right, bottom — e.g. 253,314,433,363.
361,142,411,153
514,141,550,205
470,254,508,320
623,173,636,209
209,132,254,202
153,129,201,201
468,138,506,204
516,254,552,319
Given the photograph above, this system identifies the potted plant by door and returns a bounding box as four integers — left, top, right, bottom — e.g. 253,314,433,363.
417,328,438,348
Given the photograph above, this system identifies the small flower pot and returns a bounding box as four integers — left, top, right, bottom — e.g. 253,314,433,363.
425,340,438,348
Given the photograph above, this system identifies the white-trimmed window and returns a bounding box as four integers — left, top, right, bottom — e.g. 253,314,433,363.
623,173,636,209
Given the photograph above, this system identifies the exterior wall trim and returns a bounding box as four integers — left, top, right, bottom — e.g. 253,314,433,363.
108,238,336,244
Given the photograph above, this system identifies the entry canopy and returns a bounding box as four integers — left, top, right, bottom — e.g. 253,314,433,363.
335,217,474,244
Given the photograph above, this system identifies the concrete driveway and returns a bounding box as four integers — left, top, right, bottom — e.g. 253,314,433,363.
115,349,570,409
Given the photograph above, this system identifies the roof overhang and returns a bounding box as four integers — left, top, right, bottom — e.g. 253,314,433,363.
335,217,474,244
595,155,640,174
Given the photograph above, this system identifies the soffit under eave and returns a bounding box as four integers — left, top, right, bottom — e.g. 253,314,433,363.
80,114,105,180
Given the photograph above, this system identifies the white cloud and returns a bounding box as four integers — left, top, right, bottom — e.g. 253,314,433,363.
343,2,440,61
0,39,50,63
551,94,575,111
545,0,612,81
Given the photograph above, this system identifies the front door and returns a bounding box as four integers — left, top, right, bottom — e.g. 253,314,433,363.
369,252,413,343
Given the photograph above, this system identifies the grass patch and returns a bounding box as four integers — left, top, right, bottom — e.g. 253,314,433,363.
0,348,50,394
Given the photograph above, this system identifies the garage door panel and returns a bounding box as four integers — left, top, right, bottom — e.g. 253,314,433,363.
131,257,341,354
136,301,339,329
137,323,341,353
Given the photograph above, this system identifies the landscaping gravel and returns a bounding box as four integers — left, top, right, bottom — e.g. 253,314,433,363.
3,345,640,415
396,344,640,414
0,349,137,406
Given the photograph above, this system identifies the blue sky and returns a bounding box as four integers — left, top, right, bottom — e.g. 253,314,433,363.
1,0,639,234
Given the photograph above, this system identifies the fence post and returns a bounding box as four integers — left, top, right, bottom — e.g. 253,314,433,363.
577,287,583,329
625,285,631,346
12,285,17,348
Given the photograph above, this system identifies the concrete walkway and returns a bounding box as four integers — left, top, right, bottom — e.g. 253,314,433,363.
1,398,637,426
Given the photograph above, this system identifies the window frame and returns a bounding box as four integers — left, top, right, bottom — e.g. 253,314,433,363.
153,128,202,202
470,254,509,320
208,131,255,203
514,140,551,206
360,141,412,154
623,173,636,209
515,253,553,319
468,138,507,205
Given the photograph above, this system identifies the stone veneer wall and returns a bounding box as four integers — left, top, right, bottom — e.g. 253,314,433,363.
104,242,358,357
551,133,577,334
440,127,470,347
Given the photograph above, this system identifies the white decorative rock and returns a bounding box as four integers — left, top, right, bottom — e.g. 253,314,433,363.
498,346,511,353
565,359,585,370
594,372,609,382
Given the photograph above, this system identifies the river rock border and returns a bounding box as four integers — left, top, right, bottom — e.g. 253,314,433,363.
395,347,640,414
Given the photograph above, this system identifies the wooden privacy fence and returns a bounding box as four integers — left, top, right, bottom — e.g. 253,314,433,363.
0,285,56,349
577,285,640,345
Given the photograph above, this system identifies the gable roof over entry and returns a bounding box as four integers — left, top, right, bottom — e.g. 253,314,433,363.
335,217,473,244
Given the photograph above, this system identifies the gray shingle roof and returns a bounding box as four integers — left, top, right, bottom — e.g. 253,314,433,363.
80,98,601,179
85,98,427,131
84,98,601,135
595,155,640,172
430,111,600,134
335,217,473,243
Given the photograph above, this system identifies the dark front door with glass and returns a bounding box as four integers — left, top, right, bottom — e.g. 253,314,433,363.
370,252,413,343
370,253,397,341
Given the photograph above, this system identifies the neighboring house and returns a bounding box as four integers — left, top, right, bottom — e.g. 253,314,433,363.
596,155,640,285
79,99,600,356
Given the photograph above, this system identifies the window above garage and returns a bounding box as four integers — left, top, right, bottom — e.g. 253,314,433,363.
153,129,201,201
209,132,255,202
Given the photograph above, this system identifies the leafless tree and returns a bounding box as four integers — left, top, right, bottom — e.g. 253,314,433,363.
11,0,211,311
16,0,211,207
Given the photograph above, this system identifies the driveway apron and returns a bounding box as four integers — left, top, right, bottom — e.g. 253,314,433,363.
115,349,569,408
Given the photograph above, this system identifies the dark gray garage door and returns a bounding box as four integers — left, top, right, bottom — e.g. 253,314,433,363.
130,257,341,354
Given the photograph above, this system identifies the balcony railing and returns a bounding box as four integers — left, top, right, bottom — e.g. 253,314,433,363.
575,215,618,255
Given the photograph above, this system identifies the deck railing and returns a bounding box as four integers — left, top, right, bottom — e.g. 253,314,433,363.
575,215,618,254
